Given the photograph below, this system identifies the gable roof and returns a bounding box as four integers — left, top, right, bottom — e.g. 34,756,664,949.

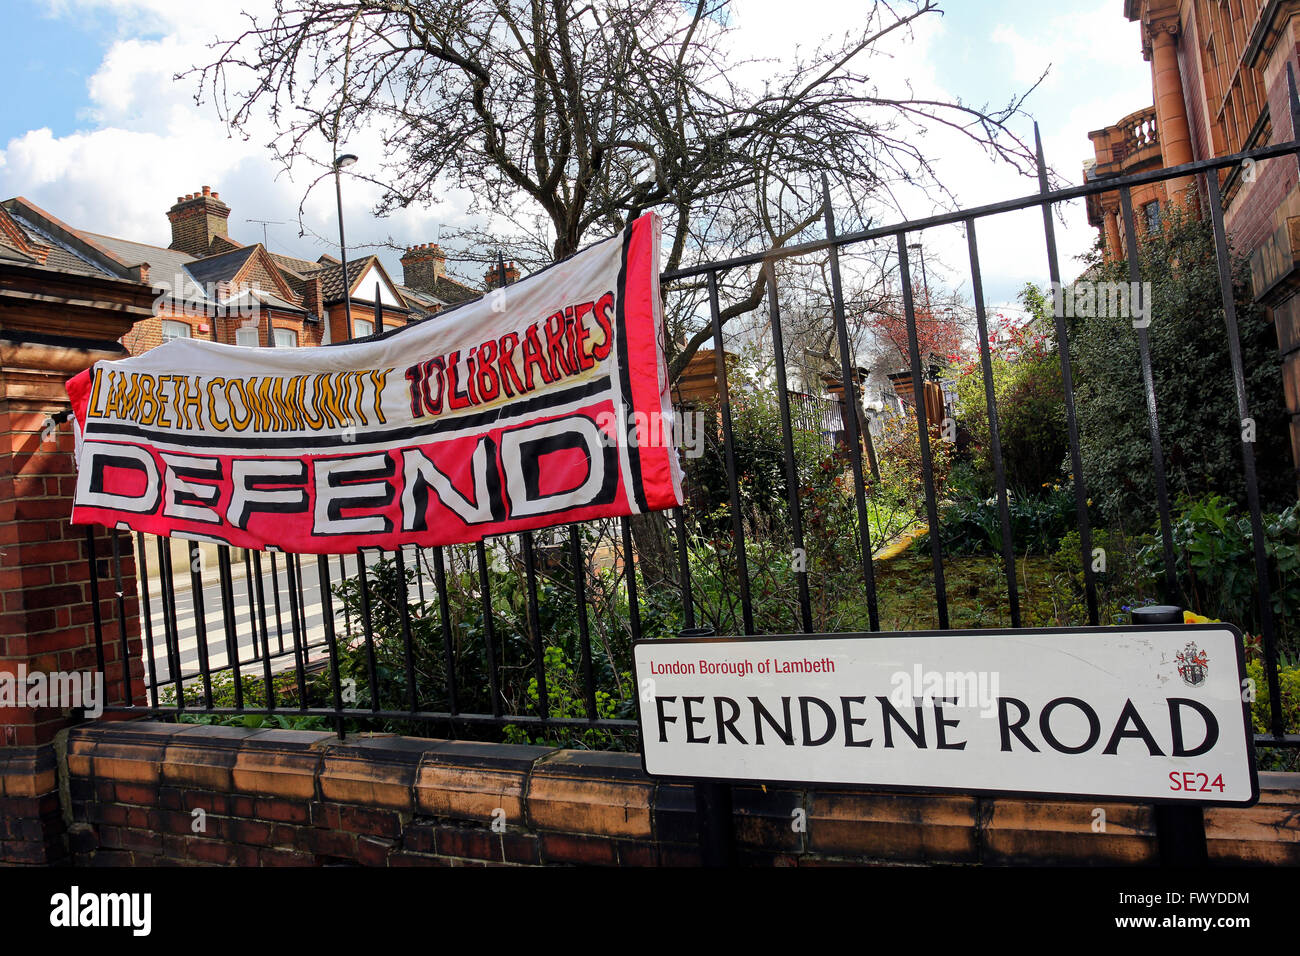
3,194,475,325
2,198,134,281
396,284,444,313
208,234,244,255
0,241,35,265
0,204,49,264
304,255,409,310
185,244,259,287
223,288,308,315
231,244,301,304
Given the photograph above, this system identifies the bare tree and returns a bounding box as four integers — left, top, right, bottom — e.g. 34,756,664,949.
192,0,1038,378
191,0,1039,587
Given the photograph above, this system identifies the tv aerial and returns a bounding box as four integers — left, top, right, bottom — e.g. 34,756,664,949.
246,218,286,247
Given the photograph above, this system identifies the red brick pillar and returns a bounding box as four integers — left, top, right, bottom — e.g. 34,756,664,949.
0,262,154,862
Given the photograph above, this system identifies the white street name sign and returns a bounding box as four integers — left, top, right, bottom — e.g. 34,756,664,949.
633,626,1257,805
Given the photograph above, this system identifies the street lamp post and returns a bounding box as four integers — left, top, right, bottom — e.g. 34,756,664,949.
333,153,358,340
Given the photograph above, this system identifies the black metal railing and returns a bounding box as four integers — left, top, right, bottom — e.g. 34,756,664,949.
81,80,1300,754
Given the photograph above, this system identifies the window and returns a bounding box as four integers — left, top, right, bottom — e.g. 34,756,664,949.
235,327,259,347
273,328,297,348
161,320,191,343
1143,200,1162,234
352,319,374,339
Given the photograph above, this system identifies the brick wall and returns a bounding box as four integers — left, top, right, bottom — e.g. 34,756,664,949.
123,304,321,354
60,722,1300,867
0,744,64,864
1,264,153,863
1226,46,1300,259
0,386,142,751
0,408,141,863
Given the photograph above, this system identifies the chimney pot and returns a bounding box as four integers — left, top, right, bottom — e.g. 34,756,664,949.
202,185,211,196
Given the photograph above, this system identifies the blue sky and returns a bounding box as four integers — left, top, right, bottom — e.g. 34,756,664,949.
0,4,109,139
0,0,1154,310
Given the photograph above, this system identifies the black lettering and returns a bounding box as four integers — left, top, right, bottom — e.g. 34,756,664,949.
934,697,966,751
749,696,794,746
715,697,746,745
799,696,836,746
1039,697,1101,754
655,696,678,743
841,696,873,748
876,696,927,749
998,697,1039,752
1102,699,1165,756
1169,698,1220,757
683,696,710,744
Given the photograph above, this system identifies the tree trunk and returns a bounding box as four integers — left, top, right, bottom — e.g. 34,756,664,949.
629,510,678,594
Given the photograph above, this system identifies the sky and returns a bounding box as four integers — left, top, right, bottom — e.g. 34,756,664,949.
0,0,1154,314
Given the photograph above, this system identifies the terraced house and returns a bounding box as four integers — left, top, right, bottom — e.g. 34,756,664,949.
0,185,481,356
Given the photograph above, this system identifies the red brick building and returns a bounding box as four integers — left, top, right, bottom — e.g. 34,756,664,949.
0,185,481,358
1085,0,1300,472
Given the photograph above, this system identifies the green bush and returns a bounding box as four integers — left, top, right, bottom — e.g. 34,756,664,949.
678,351,929,635
1046,526,1158,626
920,485,1076,557
1246,658,1300,736
1067,207,1292,527
1137,495,1300,654
682,355,808,540
1247,656,1300,771
952,285,1068,497
324,539,660,748
158,669,333,731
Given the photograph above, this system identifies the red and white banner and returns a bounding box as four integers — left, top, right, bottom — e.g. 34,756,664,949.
65,213,682,553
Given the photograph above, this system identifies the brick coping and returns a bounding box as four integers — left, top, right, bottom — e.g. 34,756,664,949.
39,721,1300,866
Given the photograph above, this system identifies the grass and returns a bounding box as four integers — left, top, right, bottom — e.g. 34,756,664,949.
873,552,1071,631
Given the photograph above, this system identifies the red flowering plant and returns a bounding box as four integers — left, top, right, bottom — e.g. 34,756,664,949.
866,286,967,373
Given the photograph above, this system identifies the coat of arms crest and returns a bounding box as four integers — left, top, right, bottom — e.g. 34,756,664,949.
1176,642,1209,687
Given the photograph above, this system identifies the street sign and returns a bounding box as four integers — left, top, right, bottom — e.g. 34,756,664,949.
634,625,1258,806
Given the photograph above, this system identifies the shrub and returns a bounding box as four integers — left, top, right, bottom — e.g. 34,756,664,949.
326,538,654,746
1246,658,1300,737
1137,495,1300,655
682,356,808,540
158,669,333,731
1067,206,1292,527
953,287,1068,497
1049,527,1158,626
924,484,1076,557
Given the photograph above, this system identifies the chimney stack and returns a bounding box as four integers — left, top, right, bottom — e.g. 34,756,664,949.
484,259,520,290
304,275,324,319
401,242,447,293
167,185,231,257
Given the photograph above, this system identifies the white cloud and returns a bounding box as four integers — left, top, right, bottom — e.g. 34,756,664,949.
2,0,1159,302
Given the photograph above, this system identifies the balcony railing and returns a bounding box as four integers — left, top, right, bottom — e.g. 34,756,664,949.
1112,106,1160,165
